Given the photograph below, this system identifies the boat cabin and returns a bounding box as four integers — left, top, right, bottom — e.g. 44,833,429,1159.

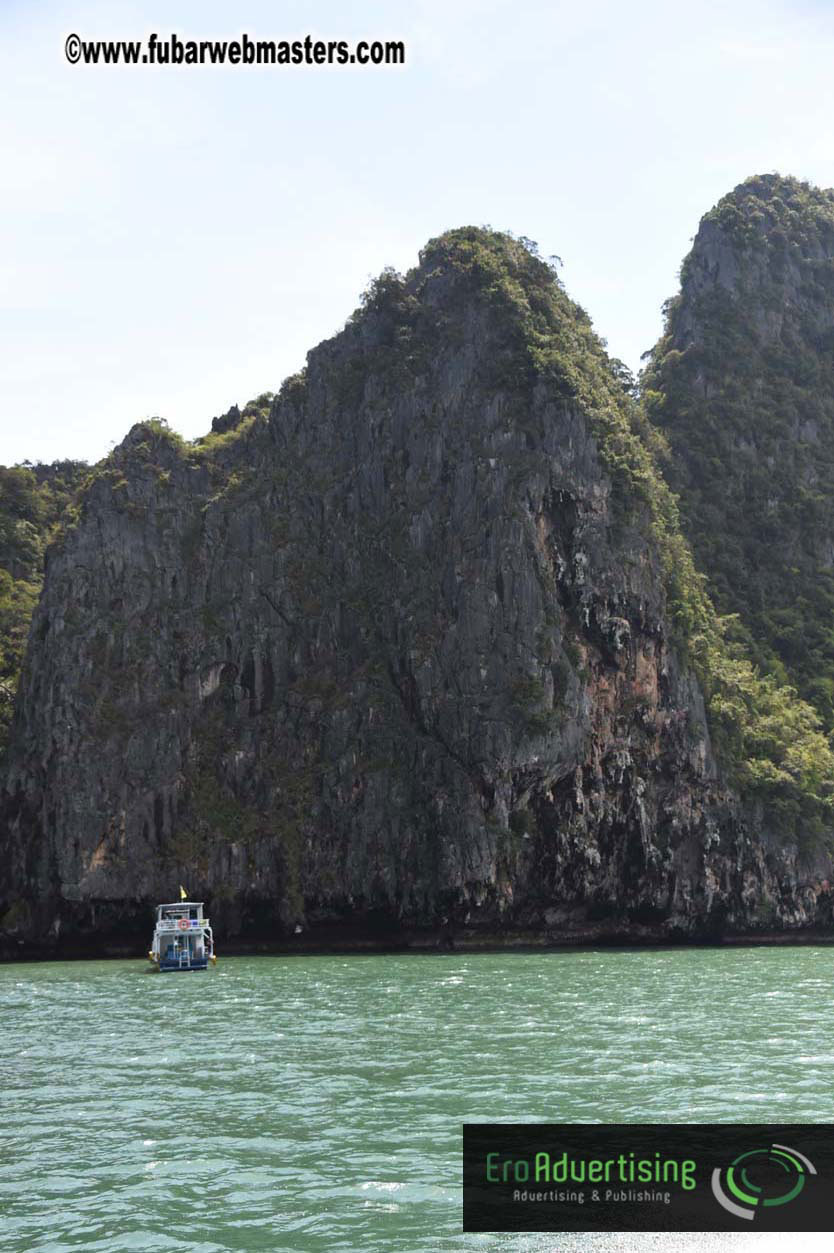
149,901,215,972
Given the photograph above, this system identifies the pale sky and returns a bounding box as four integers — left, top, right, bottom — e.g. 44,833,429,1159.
3,0,834,467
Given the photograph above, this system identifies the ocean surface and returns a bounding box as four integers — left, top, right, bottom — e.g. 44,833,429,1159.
1,946,832,1252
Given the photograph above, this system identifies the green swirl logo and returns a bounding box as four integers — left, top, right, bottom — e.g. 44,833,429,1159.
711,1143,816,1220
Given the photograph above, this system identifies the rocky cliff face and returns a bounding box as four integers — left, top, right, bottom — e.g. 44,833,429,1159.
0,461,87,753
2,226,833,955
644,174,834,724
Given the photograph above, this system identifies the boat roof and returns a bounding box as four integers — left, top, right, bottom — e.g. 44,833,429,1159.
158,901,203,908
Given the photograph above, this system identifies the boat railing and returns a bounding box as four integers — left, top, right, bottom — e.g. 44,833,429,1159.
155,918,211,931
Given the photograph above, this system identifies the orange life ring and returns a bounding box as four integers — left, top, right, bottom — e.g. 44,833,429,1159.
178,918,190,930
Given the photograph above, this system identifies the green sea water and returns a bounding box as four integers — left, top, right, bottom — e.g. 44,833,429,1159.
1,947,832,1252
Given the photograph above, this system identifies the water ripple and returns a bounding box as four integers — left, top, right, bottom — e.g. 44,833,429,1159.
2,947,833,1250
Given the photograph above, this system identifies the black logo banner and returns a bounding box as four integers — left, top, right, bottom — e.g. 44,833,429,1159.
462,1123,834,1232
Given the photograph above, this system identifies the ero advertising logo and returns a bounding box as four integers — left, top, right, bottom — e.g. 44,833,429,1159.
711,1142,817,1220
463,1123,833,1233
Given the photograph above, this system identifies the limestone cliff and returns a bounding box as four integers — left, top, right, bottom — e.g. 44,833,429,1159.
644,174,834,725
2,227,832,955
0,461,87,753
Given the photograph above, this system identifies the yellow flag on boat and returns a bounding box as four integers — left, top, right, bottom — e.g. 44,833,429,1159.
180,885,188,900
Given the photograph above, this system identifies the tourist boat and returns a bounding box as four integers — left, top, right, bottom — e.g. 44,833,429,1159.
148,899,217,972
